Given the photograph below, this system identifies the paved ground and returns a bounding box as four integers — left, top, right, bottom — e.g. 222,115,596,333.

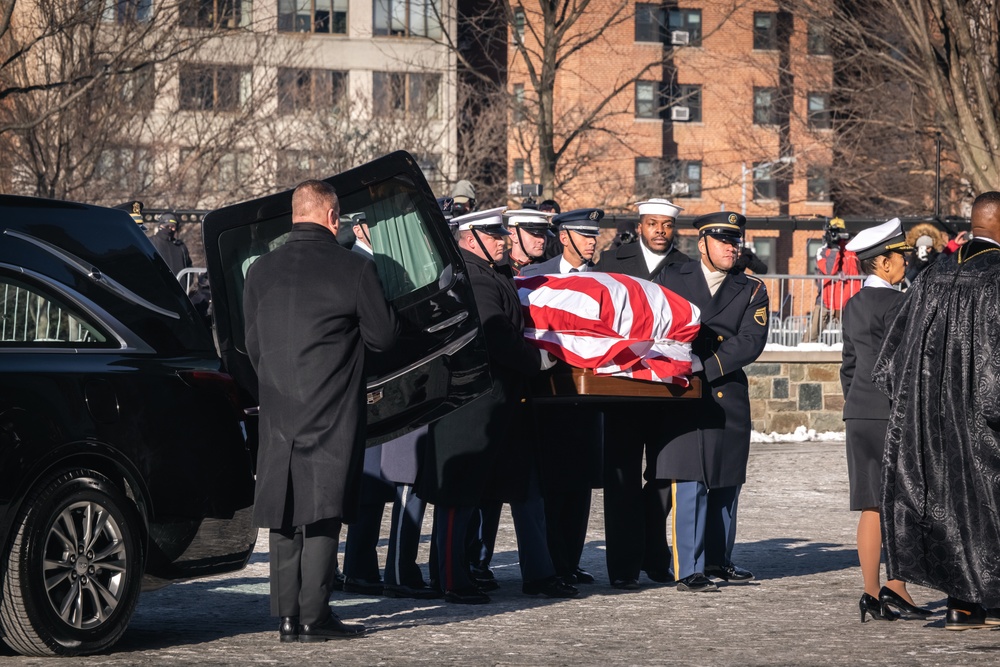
5,441,999,666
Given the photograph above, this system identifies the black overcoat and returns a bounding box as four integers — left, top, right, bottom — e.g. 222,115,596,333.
874,240,1000,607
652,261,769,487
417,249,541,506
244,223,399,528
596,239,691,280
840,285,905,420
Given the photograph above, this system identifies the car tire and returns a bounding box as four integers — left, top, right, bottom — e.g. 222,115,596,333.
1,469,145,657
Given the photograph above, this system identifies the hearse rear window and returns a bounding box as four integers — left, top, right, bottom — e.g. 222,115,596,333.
0,275,111,347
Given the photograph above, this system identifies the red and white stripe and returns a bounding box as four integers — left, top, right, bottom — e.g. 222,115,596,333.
515,272,702,385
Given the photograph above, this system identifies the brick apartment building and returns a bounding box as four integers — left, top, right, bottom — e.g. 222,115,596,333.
505,0,836,276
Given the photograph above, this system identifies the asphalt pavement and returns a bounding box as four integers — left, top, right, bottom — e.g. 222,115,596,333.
5,441,999,666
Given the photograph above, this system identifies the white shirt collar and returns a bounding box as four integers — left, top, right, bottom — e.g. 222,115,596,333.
638,238,670,273
974,236,1000,247
863,274,895,289
559,256,588,273
354,238,373,255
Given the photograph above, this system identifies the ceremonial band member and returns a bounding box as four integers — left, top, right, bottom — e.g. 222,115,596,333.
418,208,572,603
244,179,399,642
596,198,692,588
521,209,605,585
875,191,1000,630
839,218,928,622
653,212,768,592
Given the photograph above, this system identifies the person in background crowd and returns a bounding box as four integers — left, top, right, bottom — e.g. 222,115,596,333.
114,200,146,229
803,217,861,342
903,222,944,286
874,191,1000,630
734,243,768,274
840,218,929,622
653,212,768,593
243,180,399,642
451,180,477,217
149,212,192,279
538,199,564,260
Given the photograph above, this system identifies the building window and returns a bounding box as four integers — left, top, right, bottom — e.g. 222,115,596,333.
99,64,155,110
635,81,658,119
666,160,702,198
753,12,777,50
373,0,442,38
217,151,253,190
98,146,154,191
634,3,664,43
635,157,656,195
750,237,776,273
513,159,525,183
807,166,830,201
513,7,525,41
278,0,348,34
668,83,702,122
513,83,525,122
753,86,779,125
753,161,778,200
180,0,248,28
806,238,825,274
181,148,253,191
807,21,828,55
100,0,153,23
416,153,442,187
373,72,440,119
808,92,831,129
179,65,251,111
277,68,347,113
668,8,702,46
277,150,328,186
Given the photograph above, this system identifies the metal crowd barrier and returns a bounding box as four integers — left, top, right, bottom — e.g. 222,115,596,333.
755,274,864,347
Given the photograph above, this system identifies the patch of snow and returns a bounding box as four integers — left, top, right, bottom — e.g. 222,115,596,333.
764,342,843,352
752,425,845,443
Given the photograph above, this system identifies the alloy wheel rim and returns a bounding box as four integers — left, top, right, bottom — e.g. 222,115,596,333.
41,500,127,630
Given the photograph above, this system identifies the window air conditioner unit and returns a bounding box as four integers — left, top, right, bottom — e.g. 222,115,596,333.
508,181,522,195
671,31,690,45
671,106,691,121
670,182,690,196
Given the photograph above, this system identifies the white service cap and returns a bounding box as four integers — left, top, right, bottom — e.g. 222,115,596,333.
504,209,555,227
454,206,510,234
845,218,913,260
634,198,683,218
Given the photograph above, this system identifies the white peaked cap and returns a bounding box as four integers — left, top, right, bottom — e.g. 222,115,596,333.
634,198,683,218
845,217,912,260
504,209,555,227
454,206,509,233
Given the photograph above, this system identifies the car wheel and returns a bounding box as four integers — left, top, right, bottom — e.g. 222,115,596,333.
1,469,145,657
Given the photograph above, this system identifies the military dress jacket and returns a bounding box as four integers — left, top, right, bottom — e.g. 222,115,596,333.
244,223,399,528
596,240,691,280
417,249,542,506
652,261,769,487
840,285,906,421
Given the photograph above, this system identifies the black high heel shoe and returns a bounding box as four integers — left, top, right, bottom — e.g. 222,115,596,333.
860,592,899,622
879,586,933,618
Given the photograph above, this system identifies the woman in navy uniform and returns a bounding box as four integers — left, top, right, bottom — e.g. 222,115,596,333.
840,218,930,621
653,212,768,592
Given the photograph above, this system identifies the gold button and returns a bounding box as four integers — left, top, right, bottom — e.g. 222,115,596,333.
717,335,724,342
717,391,724,398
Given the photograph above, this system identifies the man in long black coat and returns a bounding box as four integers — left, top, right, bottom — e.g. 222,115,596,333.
244,180,399,642
874,191,1000,628
418,207,572,603
594,198,692,588
653,212,768,593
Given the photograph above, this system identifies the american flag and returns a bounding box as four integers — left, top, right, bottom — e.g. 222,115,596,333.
515,272,702,385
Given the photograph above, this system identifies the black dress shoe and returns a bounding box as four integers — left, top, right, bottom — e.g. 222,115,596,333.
384,582,441,599
342,576,384,595
299,614,366,642
444,587,491,604
676,573,718,592
611,578,641,591
644,568,674,584
946,599,990,630
878,586,932,618
470,565,495,581
279,616,299,643
573,568,595,584
523,576,579,598
331,570,346,592
859,592,898,622
705,564,754,582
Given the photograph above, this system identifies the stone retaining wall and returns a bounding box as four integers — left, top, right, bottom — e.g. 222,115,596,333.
746,351,845,434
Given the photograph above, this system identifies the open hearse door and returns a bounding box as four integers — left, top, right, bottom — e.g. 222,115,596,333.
202,151,491,450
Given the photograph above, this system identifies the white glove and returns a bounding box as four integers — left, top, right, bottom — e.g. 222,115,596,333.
539,350,558,371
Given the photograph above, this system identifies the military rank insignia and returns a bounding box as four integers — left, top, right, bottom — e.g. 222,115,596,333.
754,307,767,326
728,213,738,224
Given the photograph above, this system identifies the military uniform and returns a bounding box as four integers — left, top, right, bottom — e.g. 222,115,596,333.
594,198,692,587
653,212,769,591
